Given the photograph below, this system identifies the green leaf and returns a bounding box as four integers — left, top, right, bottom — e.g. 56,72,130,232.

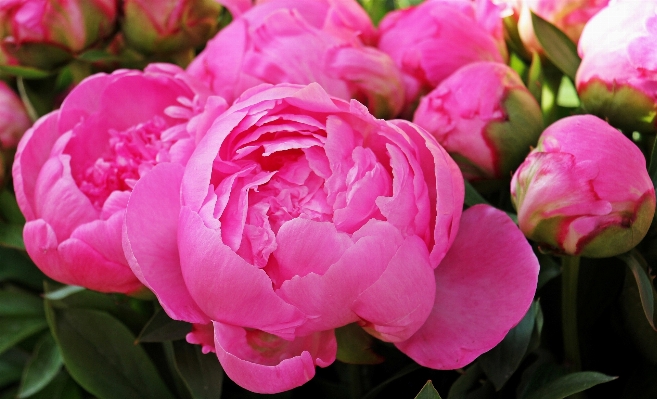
27,371,82,399
618,252,657,330
0,349,28,388
43,286,85,301
358,0,394,24
0,65,51,79
136,308,191,343
415,381,442,399
172,340,223,399
0,222,25,250
480,302,538,390
0,190,26,225
335,323,383,365
527,52,543,103
556,76,580,108
524,372,616,399
0,248,47,290
530,12,581,80
448,363,484,399
0,290,44,317
0,317,48,355
46,305,175,399
18,334,62,398
75,50,120,63
463,180,489,207
362,363,421,399
536,253,561,290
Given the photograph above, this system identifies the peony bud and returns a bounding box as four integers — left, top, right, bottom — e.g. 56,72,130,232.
511,115,656,258
413,62,543,183
121,0,222,55
0,0,118,70
517,0,609,53
377,0,508,113
576,0,657,133
0,80,31,152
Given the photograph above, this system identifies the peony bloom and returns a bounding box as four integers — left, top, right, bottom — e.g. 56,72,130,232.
0,80,31,152
186,0,405,119
516,0,609,53
0,0,118,69
377,0,508,113
121,0,222,55
13,64,215,294
576,0,657,133
124,83,539,393
511,115,656,258
413,62,543,183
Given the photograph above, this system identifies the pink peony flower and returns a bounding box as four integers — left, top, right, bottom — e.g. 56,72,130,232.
186,0,405,118
121,0,222,54
124,83,539,393
0,80,31,151
377,0,508,113
576,0,657,133
413,61,543,182
0,0,118,69
12,64,216,294
516,0,609,53
511,115,656,258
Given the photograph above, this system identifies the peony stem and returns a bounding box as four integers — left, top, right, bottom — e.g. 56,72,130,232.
562,255,581,372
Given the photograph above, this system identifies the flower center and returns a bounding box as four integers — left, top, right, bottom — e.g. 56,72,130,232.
77,116,173,209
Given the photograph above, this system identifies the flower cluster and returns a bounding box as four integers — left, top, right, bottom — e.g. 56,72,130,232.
3,0,656,396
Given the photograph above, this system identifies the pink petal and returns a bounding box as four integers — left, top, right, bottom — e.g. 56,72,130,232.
13,112,62,221
353,234,435,342
23,220,141,294
396,204,539,369
272,218,353,282
389,120,464,267
123,163,209,323
277,220,401,334
213,322,336,394
178,206,305,338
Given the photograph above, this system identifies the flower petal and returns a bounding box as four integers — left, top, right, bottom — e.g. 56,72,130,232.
396,204,538,369
123,162,209,323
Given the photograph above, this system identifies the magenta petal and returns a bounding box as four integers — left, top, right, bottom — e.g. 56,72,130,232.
273,218,352,282
123,163,208,324
213,322,336,394
178,206,305,338
13,112,61,221
352,235,435,342
396,204,539,369
277,220,401,334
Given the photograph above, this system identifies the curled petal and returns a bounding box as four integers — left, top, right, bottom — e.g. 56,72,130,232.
213,322,336,394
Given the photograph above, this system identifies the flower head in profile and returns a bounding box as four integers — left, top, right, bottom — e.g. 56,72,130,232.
512,115,656,257
13,64,217,293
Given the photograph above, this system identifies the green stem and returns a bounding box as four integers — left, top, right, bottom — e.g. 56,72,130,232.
562,255,581,372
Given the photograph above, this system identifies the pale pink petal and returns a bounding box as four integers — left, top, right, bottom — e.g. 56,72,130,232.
396,204,539,369
213,322,336,394
187,323,216,354
123,163,209,323
178,206,305,338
